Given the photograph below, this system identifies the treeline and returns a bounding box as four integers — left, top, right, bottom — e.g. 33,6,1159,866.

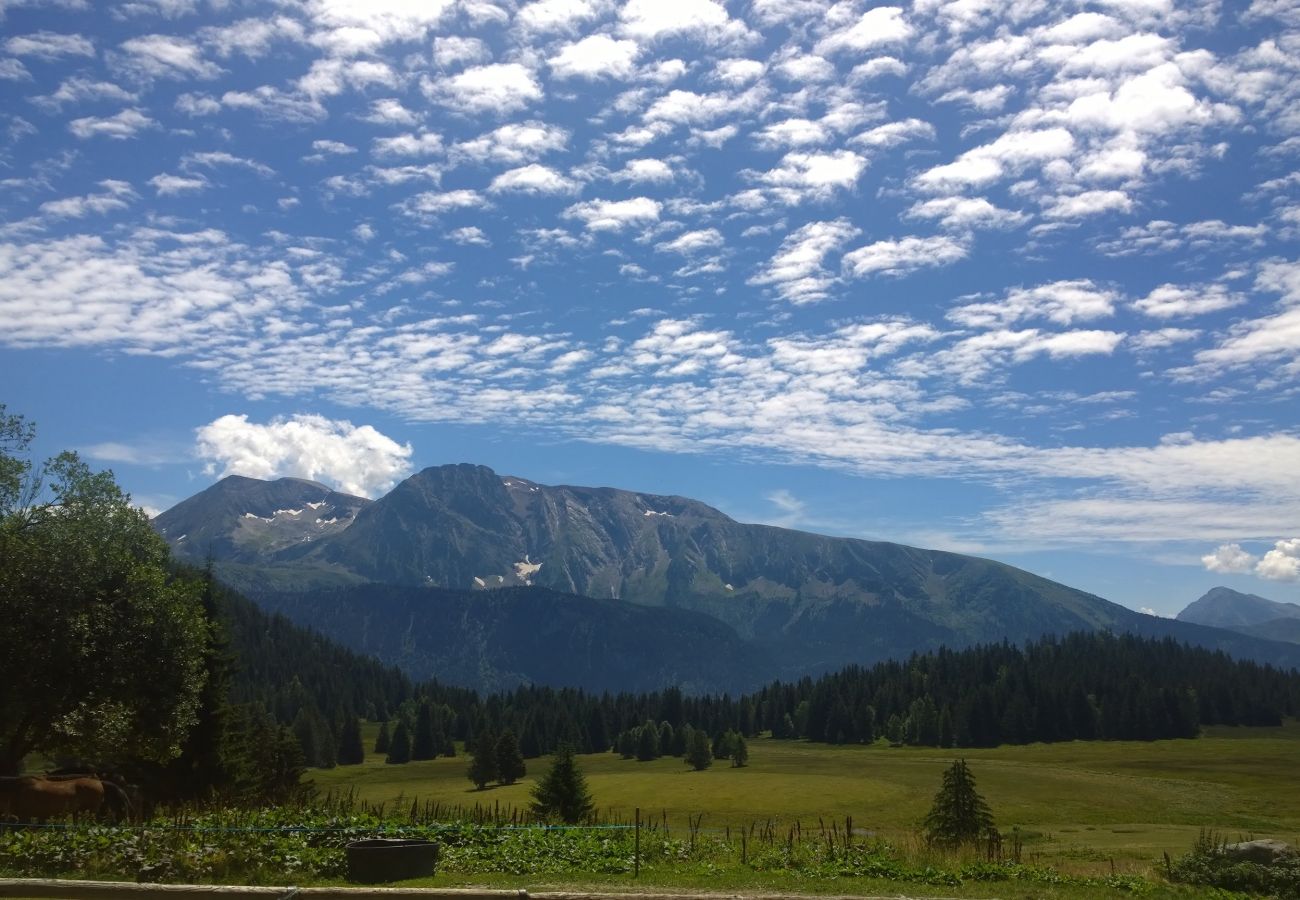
760,632,1300,747
158,579,1300,807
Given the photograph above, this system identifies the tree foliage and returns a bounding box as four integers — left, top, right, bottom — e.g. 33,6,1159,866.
686,728,713,771
495,730,526,785
922,759,995,847
0,406,208,775
467,730,497,789
530,745,593,824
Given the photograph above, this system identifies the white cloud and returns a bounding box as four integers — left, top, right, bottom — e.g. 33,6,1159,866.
1130,327,1199,350
619,0,739,41
453,121,568,164
563,197,661,231
815,6,912,55
361,97,419,125
195,413,413,498
433,35,490,68
448,225,490,245
425,63,542,115
181,150,275,177
1134,284,1246,318
396,189,487,218
656,228,723,254
515,0,604,33
311,139,356,155
1043,189,1133,219
31,77,136,109
149,173,208,195
753,150,868,203
549,34,641,80
372,131,443,157
5,31,94,59
218,86,326,123
116,34,222,80
949,280,1118,328
906,196,1027,231
610,158,675,182
67,108,156,139
842,235,968,278
749,218,858,304
488,163,578,194
713,58,764,86
0,58,29,80
1201,542,1256,573
1257,538,1300,581
38,180,136,218
305,0,455,48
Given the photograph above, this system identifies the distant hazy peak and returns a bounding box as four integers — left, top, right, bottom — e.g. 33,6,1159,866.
1176,586,1300,629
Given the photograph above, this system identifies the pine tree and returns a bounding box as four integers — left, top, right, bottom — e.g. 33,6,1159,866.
636,719,660,761
467,730,498,789
385,720,412,764
686,728,712,771
374,720,391,755
337,716,366,765
495,730,527,785
412,701,438,761
530,745,594,824
922,759,996,847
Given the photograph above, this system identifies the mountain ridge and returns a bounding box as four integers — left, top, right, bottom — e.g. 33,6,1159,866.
154,466,1300,685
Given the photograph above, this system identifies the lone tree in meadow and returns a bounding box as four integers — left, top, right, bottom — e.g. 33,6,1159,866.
495,730,526,785
385,720,412,764
686,728,713,771
467,730,498,789
922,759,996,847
530,745,594,824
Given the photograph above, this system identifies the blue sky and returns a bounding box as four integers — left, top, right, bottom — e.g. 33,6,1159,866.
2,0,1299,615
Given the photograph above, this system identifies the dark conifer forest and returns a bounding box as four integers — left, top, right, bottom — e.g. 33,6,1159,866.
209,576,1300,774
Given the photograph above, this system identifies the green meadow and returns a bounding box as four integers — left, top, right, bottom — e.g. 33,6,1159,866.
311,721,1300,877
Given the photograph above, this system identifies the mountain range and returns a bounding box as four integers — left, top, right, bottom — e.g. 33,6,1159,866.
154,464,1300,691
1176,586,1300,645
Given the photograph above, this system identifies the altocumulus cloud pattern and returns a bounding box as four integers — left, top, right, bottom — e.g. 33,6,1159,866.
0,0,1299,566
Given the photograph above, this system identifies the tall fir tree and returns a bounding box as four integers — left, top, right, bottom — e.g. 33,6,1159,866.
467,730,498,789
337,716,365,766
922,759,996,847
385,720,412,765
530,745,594,824
495,730,526,785
412,701,438,761
374,720,391,755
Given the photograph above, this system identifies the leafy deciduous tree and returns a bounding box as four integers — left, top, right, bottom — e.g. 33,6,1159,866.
0,406,208,775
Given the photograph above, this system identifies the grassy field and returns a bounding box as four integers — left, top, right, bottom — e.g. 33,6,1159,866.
309,720,1300,876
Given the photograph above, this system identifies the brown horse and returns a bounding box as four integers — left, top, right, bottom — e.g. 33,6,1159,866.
0,775,129,824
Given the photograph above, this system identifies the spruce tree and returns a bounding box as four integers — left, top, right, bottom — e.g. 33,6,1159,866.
530,745,594,824
467,730,498,789
922,759,996,847
636,719,660,761
337,716,365,766
495,730,526,785
686,728,713,771
374,720,391,755
412,701,438,760
385,720,412,764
